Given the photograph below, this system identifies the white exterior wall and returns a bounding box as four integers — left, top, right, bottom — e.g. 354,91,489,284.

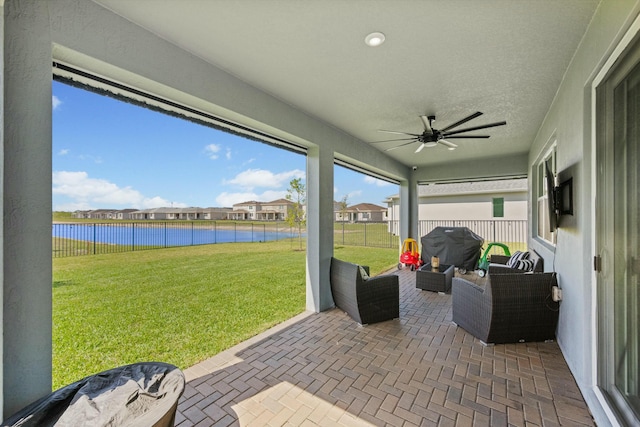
421,197,527,221
387,192,527,222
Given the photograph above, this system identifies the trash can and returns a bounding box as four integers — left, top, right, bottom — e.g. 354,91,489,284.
1,362,185,427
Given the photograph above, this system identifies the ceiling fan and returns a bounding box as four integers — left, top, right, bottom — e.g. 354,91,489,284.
373,112,506,152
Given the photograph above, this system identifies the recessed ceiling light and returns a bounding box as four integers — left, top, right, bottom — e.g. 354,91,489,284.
365,32,386,47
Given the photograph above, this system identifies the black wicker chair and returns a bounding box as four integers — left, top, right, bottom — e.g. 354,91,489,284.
329,257,399,325
452,272,559,344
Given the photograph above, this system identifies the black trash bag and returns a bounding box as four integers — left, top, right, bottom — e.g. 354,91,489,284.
2,362,185,427
420,227,484,271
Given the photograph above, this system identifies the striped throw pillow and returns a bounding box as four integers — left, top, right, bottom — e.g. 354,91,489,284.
516,259,535,272
507,251,530,268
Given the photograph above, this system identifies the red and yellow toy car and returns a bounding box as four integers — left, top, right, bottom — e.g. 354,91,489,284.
398,238,423,271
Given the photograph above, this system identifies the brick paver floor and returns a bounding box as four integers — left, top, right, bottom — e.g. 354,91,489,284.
175,269,594,426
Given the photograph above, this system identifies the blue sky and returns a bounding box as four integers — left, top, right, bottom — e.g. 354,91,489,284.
52,81,397,211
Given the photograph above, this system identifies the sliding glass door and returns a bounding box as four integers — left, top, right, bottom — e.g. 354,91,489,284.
597,36,640,425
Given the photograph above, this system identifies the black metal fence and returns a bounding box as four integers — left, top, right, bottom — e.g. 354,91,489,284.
52,221,298,258
53,219,528,258
333,222,401,248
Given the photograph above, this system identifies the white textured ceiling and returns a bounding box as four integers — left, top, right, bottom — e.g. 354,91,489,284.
94,0,599,168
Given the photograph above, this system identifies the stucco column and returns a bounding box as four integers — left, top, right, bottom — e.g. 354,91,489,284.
3,0,53,417
399,168,419,242
305,145,334,312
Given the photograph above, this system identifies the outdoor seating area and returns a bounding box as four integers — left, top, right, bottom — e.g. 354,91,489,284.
176,268,593,426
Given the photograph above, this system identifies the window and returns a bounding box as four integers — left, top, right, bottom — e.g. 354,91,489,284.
536,148,556,244
492,197,504,218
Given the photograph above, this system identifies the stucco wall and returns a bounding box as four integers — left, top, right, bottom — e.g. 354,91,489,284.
422,200,526,221
2,0,54,417
527,1,640,425
388,192,527,222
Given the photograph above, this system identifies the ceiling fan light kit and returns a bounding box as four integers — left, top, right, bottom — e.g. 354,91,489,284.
373,111,506,152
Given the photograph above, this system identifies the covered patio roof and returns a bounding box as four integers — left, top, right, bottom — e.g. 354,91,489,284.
92,0,598,179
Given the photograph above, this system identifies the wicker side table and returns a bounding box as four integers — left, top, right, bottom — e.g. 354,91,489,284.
416,263,454,293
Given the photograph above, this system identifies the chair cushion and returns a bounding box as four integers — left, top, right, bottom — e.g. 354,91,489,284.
359,265,369,280
507,251,530,268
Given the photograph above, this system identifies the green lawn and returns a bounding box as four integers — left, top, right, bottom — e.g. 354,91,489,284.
52,241,397,389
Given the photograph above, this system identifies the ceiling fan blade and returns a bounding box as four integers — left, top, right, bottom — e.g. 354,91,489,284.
440,111,483,133
439,139,458,149
384,140,418,151
378,129,420,136
443,135,491,139
443,120,507,137
415,143,426,153
371,137,421,143
419,115,433,134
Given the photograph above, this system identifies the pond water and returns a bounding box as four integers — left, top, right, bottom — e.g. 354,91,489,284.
52,223,297,247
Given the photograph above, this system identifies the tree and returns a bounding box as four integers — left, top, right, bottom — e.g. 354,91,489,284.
285,178,306,250
338,194,349,222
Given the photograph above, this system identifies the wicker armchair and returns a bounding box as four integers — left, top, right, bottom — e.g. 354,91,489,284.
452,272,559,344
488,250,544,274
330,257,399,325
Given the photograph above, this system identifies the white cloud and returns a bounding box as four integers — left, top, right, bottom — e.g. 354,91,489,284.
364,176,392,187
205,144,221,160
347,190,362,199
55,201,93,212
52,95,62,110
215,190,287,207
52,171,185,210
226,148,232,160
224,168,304,190
78,154,103,164
142,196,187,209
58,149,69,156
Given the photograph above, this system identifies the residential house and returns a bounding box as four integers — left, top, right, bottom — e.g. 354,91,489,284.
114,209,137,220
227,200,260,220
255,198,294,221
72,209,119,219
130,207,232,220
5,1,639,424
335,203,387,222
202,207,232,220
385,178,527,222
228,199,297,221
